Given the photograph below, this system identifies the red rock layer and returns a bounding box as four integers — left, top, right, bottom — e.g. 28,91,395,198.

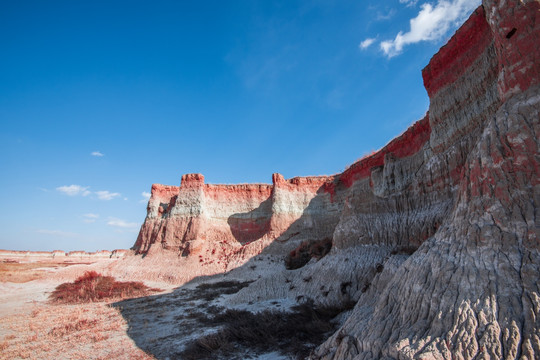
422,7,493,98
338,115,431,188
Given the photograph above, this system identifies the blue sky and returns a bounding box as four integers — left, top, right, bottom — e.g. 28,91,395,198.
0,0,480,251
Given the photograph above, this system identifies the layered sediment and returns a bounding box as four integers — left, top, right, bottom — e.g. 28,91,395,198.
0,249,129,259
135,1,540,358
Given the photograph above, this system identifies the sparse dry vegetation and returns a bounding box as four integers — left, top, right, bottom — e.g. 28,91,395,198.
49,271,159,304
0,260,158,360
180,302,344,360
0,302,155,359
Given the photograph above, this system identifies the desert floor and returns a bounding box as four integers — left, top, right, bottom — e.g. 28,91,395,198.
0,255,338,360
0,257,159,360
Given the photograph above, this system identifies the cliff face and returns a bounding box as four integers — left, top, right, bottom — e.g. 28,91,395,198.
135,1,539,358
134,173,340,260
310,2,540,359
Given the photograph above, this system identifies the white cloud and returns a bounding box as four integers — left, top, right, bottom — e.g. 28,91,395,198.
57,185,122,200
140,191,151,203
95,190,121,201
359,38,376,50
91,151,104,157
56,185,91,197
400,0,419,6
36,229,79,237
380,0,481,57
83,213,99,223
107,217,139,229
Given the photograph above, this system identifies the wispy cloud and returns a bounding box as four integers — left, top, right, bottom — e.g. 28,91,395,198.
82,213,99,223
91,151,104,157
56,185,91,197
36,229,80,237
359,38,376,50
376,9,396,21
399,0,419,6
140,191,152,203
380,0,481,57
56,185,121,200
107,217,139,229
95,191,121,201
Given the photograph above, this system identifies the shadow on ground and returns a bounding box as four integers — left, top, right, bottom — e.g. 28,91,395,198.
113,269,344,360
114,183,352,359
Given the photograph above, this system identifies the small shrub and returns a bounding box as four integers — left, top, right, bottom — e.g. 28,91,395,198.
285,238,332,270
49,271,158,304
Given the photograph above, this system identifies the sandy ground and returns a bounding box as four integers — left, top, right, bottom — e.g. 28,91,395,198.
0,257,159,360
0,255,337,360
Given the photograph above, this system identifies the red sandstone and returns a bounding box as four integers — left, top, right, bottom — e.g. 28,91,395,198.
422,7,492,97
339,115,431,187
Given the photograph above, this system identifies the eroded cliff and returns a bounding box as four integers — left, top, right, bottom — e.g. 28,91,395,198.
134,1,539,358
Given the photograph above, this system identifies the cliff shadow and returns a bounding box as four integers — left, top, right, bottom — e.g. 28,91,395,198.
227,197,272,245
112,266,342,359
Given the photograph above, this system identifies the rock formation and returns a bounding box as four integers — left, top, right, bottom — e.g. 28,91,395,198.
135,1,539,358
134,172,344,266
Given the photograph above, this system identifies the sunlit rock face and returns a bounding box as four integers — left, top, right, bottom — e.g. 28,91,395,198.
134,172,342,263
135,1,540,358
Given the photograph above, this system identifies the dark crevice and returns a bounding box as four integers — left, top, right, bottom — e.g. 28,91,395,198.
506,28,517,39
285,238,333,270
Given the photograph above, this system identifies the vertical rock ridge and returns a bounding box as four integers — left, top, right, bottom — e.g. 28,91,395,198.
311,1,540,358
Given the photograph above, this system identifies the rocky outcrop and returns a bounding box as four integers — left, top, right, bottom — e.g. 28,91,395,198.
134,1,539,358
134,172,345,267
310,2,540,359
0,249,130,260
